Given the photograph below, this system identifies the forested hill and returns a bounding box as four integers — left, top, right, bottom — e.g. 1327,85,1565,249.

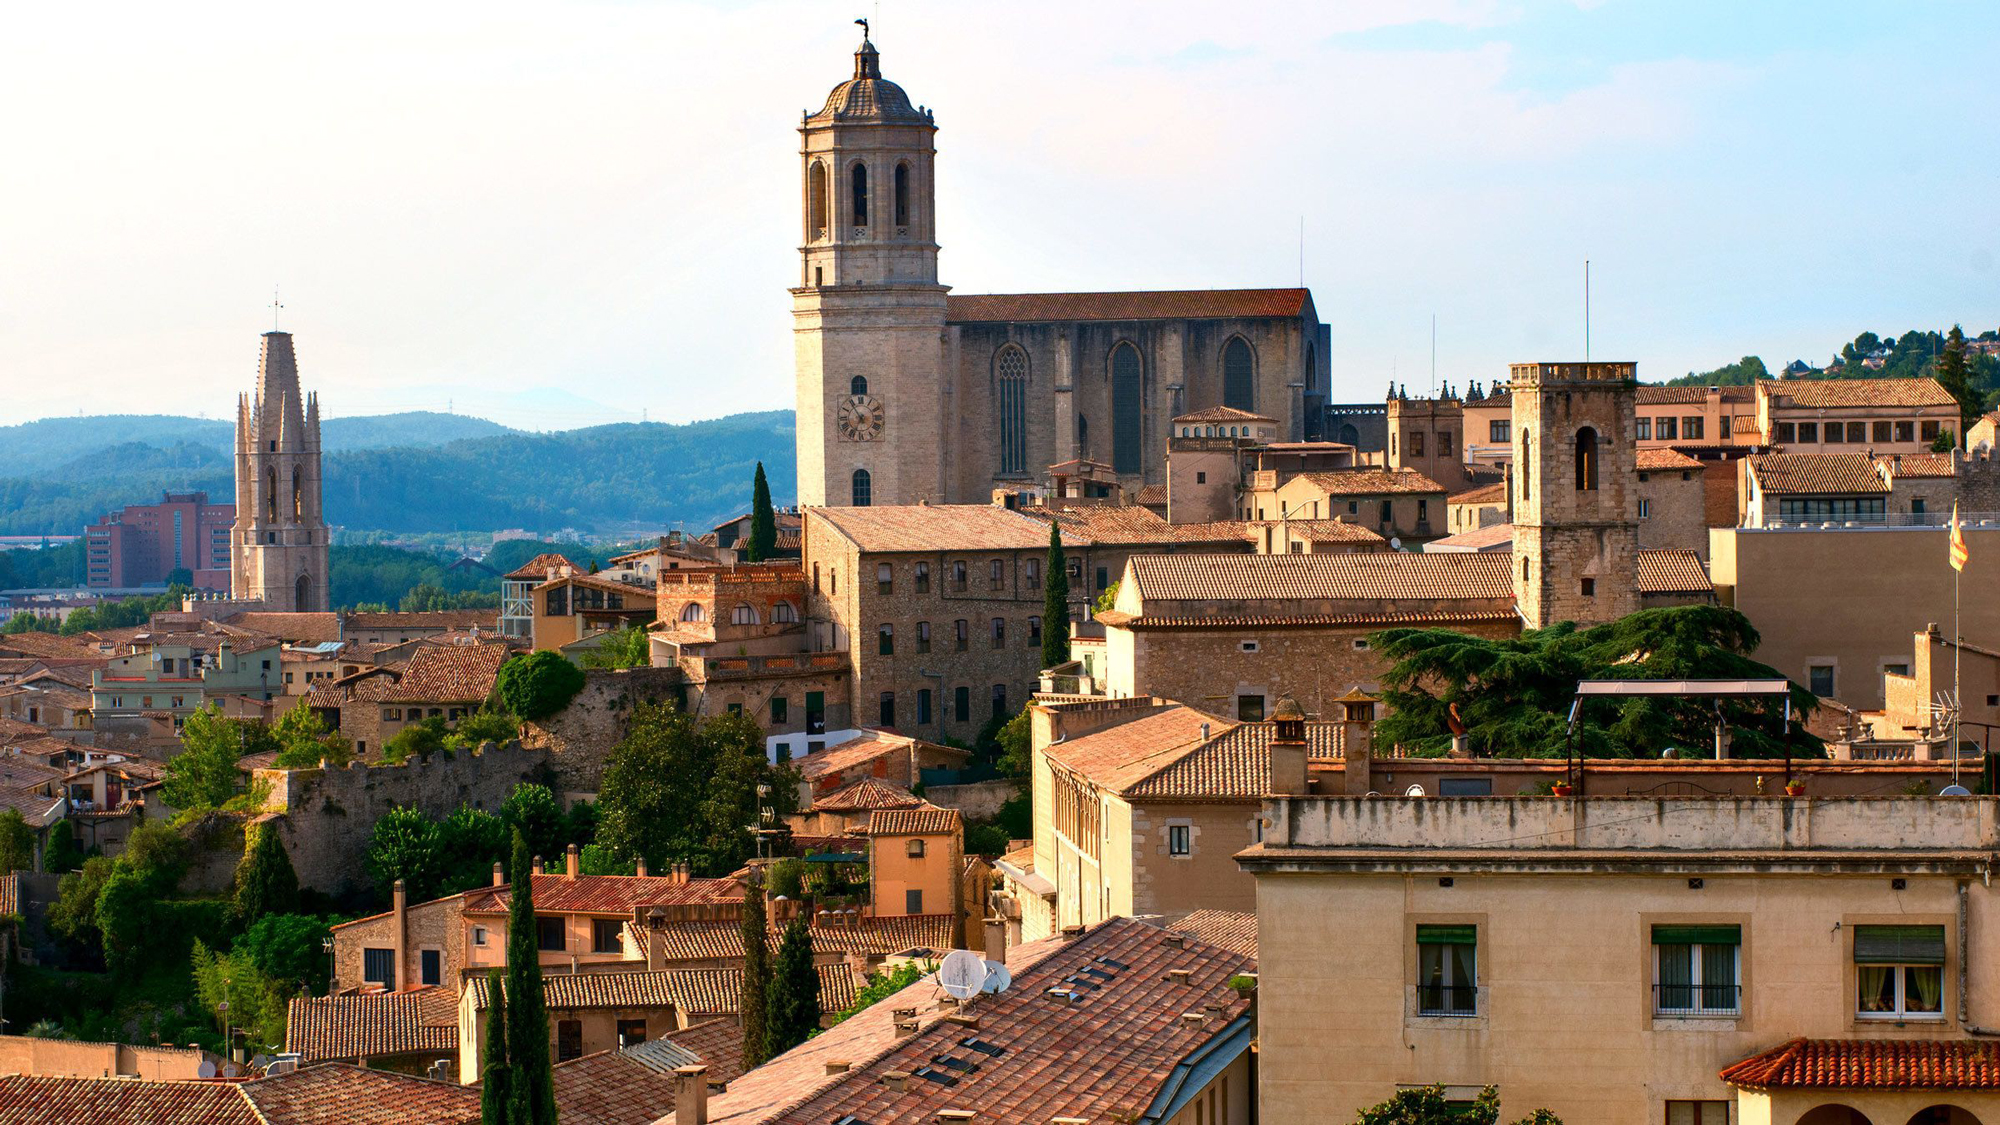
1666,326,2000,392
0,410,796,536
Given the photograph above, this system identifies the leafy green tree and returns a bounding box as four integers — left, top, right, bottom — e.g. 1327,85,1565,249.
577,844,632,876
164,567,194,588
994,708,1032,779
366,806,443,902
1932,428,1959,453
503,830,558,1125
163,705,245,813
579,624,653,670
1372,606,1821,759
481,969,512,1124
271,706,351,769
42,825,83,874
233,822,300,923
23,1020,70,1039
381,716,450,764
1350,1084,1561,1125
0,809,35,872
1041,523,1071,669
764,857,805,900
494,651,583,720
190,940,291,1054
749,461,778,562
1092,580,1120,616
1936,325,1981,441
239,912,333,994
597,704,797,876
49,856,115,951
439,805,512,894
827,961,930,1025
763,916,820,1059
739,873,771,1068
97,866,161,976
501,783,566,863
1666,355,1768,387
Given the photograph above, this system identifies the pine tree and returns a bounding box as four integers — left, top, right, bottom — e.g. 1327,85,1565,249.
503,830,558,1125
480,970,512,1125
738,872,771,1068
763,916,821,1059
1935,325,1980,445
749,462,778,562
232,822,299,923
1040,522,1071,670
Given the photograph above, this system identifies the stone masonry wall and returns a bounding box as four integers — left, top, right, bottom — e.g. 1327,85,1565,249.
516,666,685,797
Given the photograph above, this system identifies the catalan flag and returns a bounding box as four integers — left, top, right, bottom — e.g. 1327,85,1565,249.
1951,502,1970,572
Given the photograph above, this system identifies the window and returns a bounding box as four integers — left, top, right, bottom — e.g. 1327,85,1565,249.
1438,778,1493,796
537,916,566,952
1028,616,1041,643
1223,338,1254,412
1439,431,1454,456
877,563,893,595
421,949,442,986
850,162,868,226
851,469,872,507
954,619,968,651
1025,558,1040,587
1667,1101,1731,1124
1856,925,1945,1019
1111,342,1143,474
774,601,798,624
880,691,896,726
1719,415,1733,438
1636,417,1652,441
363,947,395,989
1846,421,1867,443
1489,419,1510,443
1798,421,1819,443
990,683,1007,719
1683,416,1704,440
1885,663,1910,678
915,621,931,653
593,919,623,954
1652,924,1740,1016
952,561,968,591
1379,500,1392,526
1639,499,1652,519
1808,665,1835,697
914,562,930,593
954,686,969,723
806,690,825,732
617,1018,648,1047
1778,496,1886,524
878,624,894,656
893,161,910,227
1236,694,1265,722
991,617,1005,648
557,1019,583,1063
807,160,828,240
917,689,932,724
731,603,758,625
1922,419,1941,441
1913,499,1927,517
1409,431,1425,457
1417,925,1477,1016
771,696,788,723
1897,420,1915,443
1657,417,1677,440
1581,577,1596,597
906,888,924,914
1167,824,1192,857
996,346,1029,475
1095,566,1109,592
1575,427,1599,491
989,559,1005,590
906,838,927,858
1873,420,1893,443
472,926,488,947
1417,498,1429,524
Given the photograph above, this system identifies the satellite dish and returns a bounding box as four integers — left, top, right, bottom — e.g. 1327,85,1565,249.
197,1061,218,1079
1404,784,1426,797
1941,784,1973,796
936,949,989,1001
980,961,1012,995
1389,537,1403,551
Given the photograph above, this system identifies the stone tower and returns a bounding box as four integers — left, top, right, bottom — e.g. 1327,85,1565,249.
232,331,331,612
1509,361,1639,628
792,31,949,508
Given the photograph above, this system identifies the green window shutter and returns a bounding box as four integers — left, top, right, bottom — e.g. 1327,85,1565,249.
1854,925,1946,965
1652,925,1742,946
1416,924,1477,946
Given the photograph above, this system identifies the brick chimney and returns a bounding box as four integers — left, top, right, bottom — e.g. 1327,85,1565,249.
636,856,648,878
566,843,579,879
1336,688,1377,796
492,862,505,887
532,856,544,876
673,1064,709,1124
392,879,407,993
1266,697,1309,796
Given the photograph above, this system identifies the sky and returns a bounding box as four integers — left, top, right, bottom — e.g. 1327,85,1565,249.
2,0,1996,430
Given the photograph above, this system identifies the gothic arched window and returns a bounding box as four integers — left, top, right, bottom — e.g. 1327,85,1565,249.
807,161,828,241
292,464,304,520
852,468,872,507
893,162,910,228
1223,337,1254,412
1575,427,1599,491
1110,343,1143,474
294,573,312,612
265,467,277,521
1076,415,1089,460
1520,431,1533,502
772,601,799,624
996,346,1029,475
850,375,868,396
850,162,869,227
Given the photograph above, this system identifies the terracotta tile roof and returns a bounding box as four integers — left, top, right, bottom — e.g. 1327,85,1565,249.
797,730,966,781
648,916,956,966
0,633,109,661
1126,552,1516,603
1748,453,1889,495
284,988,459,1062
242,1063,482,1125
1100,608,1520,629
660,1018,746,1085
1423,524,1516,553
0,716,54,743
1050,708,1344,802
1449,482,1508,506
1172,910,1258,960
220,612,343,644
866,807,962,836
1133,483,1168,507
1278,519,1389,544
554,1050,684,1125
1762,377,1957,409
0,658,47,679
504,552,578,580
0,872,16,918
1173,405,1279,425
345,609,498,632
718,917,1254,1125
470,965,855,1018
1023,506,1191,546
812,777,925,813
463,873,743,917
1636,386,1713,404
314,642,511,708
946,288,1310,323
0,787,65,829
809,505,1084,554
0,1075,257,1125
1297,468,1447,495
1887,452,1958,478
1636,549,1713,595
1636,448,1705,471
1720,1037,2000,1090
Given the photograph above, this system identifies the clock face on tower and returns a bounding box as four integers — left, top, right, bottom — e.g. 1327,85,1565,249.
837,394,885,442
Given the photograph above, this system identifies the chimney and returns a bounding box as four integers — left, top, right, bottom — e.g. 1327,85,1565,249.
392,879,408,993
894,1019,920,1039
532,856,544,876
493,862,505,888
824,1060,852,1075
1266,697,1309,797
1166,968,1191,983
566,843,579,879
673,1064,709,1125
636,856,648,878
882,1071,910,1092
1336,688,1378,796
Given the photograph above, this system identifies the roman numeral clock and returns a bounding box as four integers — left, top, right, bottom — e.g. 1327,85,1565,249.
838,392,885,441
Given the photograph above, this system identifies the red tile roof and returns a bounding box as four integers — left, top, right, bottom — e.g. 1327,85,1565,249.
1636,386,1714,405
660,1018,747,1085
811,777,926,813
1888,453,1958,478
1423,523,1516,553
220,612,343,644
284,988,459,1062
0,1075,257,1125
1721,1037,2000,1090
1174,405,1279,425
1172,910,1258,959
947,289,1310,324
1126,552,1516,603
1748,453,1889,495
797,730,966,781
1762,377,1957,409
463,873,744,917
345,609,499,632
1635,448,1705,471
554,1050,684,1125
308,642,511,707
648,915,956,966
504,553,579,580
1045,706,1342,801
1296,468,1447,495
1449,482,1508,506
1278,519,1390,545
0,1064,481,1125
809,505,1085,554
469,965,856,1018
1636,549,1714,596
865,807,962,836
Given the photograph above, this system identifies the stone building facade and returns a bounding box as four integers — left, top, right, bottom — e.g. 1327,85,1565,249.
1510,361,1641,628
1386,395,1477,494
1635,448,1711,557
792,34,1330,509
232,331,330,613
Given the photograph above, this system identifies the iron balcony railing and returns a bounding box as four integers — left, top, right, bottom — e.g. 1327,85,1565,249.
1416,985,1479,1017
1654,983,1741,1016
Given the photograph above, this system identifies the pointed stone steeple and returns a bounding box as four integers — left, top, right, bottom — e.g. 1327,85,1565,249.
232,330,330,611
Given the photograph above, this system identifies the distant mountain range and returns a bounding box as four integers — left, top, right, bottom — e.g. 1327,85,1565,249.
0,410,796,537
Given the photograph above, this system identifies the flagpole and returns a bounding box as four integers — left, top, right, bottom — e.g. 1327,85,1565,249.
1955,542,1962,785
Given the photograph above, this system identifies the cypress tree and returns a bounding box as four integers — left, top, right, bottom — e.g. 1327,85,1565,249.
738,872,771,1068
763,916,821,1059
1935,325,1980,444
749,462,778,562
503,830,558,1125
480,970,511,1125
232,822,299,923
1040,522,1071,670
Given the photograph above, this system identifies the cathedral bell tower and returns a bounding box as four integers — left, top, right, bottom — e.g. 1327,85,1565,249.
232,331,331,612
1510,361,1639,629
792,29,950,507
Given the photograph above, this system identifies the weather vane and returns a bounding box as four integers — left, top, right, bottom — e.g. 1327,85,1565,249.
271,287,284,331
855,17,868,40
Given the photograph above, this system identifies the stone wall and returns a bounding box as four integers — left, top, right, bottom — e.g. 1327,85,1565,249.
516,667,685,797
256,742,546,897
923,778,1019,822
1636,469,1708,557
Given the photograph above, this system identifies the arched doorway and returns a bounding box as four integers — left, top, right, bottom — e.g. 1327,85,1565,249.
1906,1107,1982,1125
1338,423,1360,446
1797,1106,1873,1125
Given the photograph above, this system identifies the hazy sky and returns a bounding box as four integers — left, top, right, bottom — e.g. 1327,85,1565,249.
4,1,1995,430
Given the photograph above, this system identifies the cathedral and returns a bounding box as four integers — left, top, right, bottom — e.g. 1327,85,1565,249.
232,330,331,612
793,33,1332,508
